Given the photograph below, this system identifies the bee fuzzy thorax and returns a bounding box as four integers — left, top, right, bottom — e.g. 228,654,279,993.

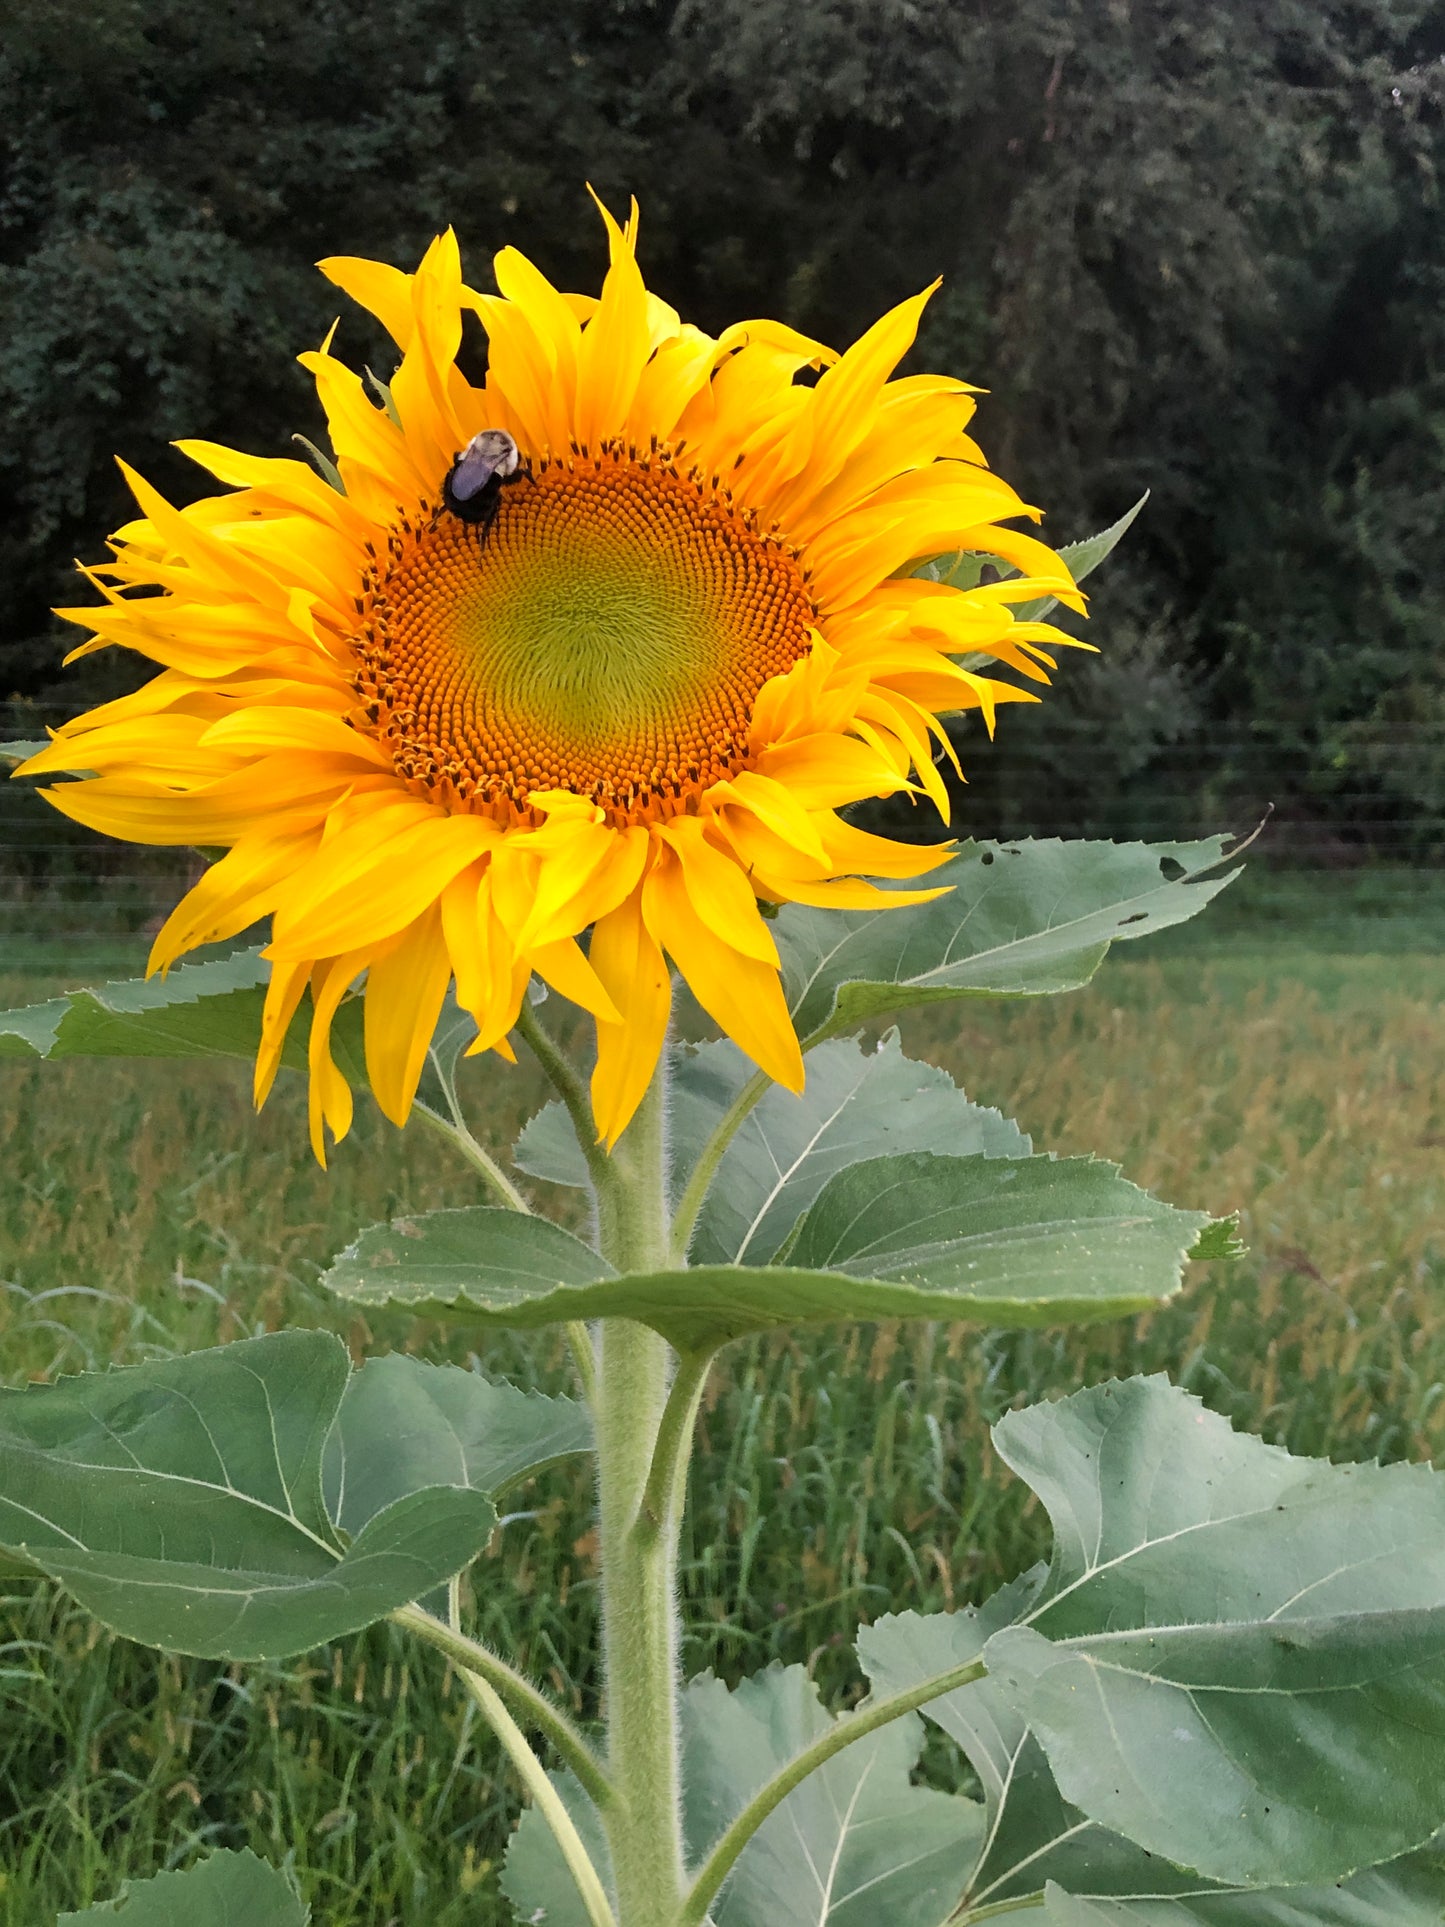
443,429,522,526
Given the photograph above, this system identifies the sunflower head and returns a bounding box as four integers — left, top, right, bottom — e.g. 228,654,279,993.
20,193,1088,1158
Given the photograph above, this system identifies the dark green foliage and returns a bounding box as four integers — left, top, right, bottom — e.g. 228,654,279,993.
2,0,1442,846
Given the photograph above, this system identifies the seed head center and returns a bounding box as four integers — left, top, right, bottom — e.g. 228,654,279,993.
348,445,814,823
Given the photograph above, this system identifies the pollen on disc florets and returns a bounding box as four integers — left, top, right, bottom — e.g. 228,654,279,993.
346,438,816,826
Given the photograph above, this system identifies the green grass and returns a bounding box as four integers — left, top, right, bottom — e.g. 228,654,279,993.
1,866,1442,1921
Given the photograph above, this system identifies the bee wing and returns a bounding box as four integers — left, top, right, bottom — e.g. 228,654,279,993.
450,430,518,501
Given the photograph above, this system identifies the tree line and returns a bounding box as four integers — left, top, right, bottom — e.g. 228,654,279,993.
2,0,1441,848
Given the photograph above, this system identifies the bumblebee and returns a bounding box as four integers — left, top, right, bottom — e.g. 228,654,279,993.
442,429,521,542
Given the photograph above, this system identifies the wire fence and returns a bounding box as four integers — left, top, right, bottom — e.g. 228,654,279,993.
3,702,1442,977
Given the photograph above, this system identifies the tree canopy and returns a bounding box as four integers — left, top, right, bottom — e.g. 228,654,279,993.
2,0,1441,844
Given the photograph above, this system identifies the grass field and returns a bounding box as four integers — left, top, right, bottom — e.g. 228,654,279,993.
1,869,1442,1922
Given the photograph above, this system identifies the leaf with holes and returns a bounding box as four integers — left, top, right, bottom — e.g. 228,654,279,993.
59,1848,308,1923
0,1331,497,1659
776,836,1239,1046
323,1153,1221,1350
977,1377,1445,1887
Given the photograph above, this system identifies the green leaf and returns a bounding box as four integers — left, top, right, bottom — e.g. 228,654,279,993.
0,1332,497,1659
0,738,49,766
1040,1850,1445,1926
324,1155,1216,1350
681,1665,983,1926
682,1032,1031,1266
518,1030,1032,1246
0,951,482,1142
411,991,487,1127
322,1352,591,1536
864,1590,1445,1922
984,1377,1445,1886
501,1767,616,1927
776,836,1239,1046
860,1577,1155,1914
508,1669,983,1927
58,1847,308,1923
913,495,1146,617
0,947,283,1065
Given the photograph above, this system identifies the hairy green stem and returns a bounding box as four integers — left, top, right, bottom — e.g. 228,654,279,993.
636,1348,714,1537
393,1603,612,1810
565,1318,600,1403
516,1001,613,1194
592,1059,690,1927
412,1098,530,1211
460,1666,618,1927
668,1066,768,1263
679,1656,989,1927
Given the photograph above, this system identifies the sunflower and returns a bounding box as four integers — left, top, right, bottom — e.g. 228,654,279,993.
20,195,1086,1158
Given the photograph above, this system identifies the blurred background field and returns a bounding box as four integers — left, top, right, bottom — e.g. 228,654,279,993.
1,863,1441,1923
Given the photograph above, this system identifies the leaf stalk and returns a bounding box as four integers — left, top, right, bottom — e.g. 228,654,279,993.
392,1603,612,1810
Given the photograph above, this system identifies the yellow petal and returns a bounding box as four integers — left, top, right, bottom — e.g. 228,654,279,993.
319,254,417,346
149,827,322,975
270,809,497,957
657,815,778,966
532,937,620,1025
253,955,311,1110
305,950,370,1164
642,849,802,1095
574,192,652,447
364,904,453,1126
588,886,672,1148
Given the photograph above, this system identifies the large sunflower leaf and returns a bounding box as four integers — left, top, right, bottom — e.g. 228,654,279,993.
777,836,1238,1045
682,1666,983,1927
1039,1851,1445,1926
503,1670,981,1927
0,943,466,1123
859,1577,1184,1914
59,1848,308,1924
517,1032,1031,1245
321,1154,1219,1350
321,1352,591,1536
979,1377,1445,1887
682,1032,1031,1266
0,1331,497,1659
0,946,285,1063
861,1595,1445,1921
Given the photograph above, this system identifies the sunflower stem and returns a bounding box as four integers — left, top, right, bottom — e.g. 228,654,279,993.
592,1053,690,1927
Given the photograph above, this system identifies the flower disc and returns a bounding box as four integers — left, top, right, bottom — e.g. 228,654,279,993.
355,447,814,822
